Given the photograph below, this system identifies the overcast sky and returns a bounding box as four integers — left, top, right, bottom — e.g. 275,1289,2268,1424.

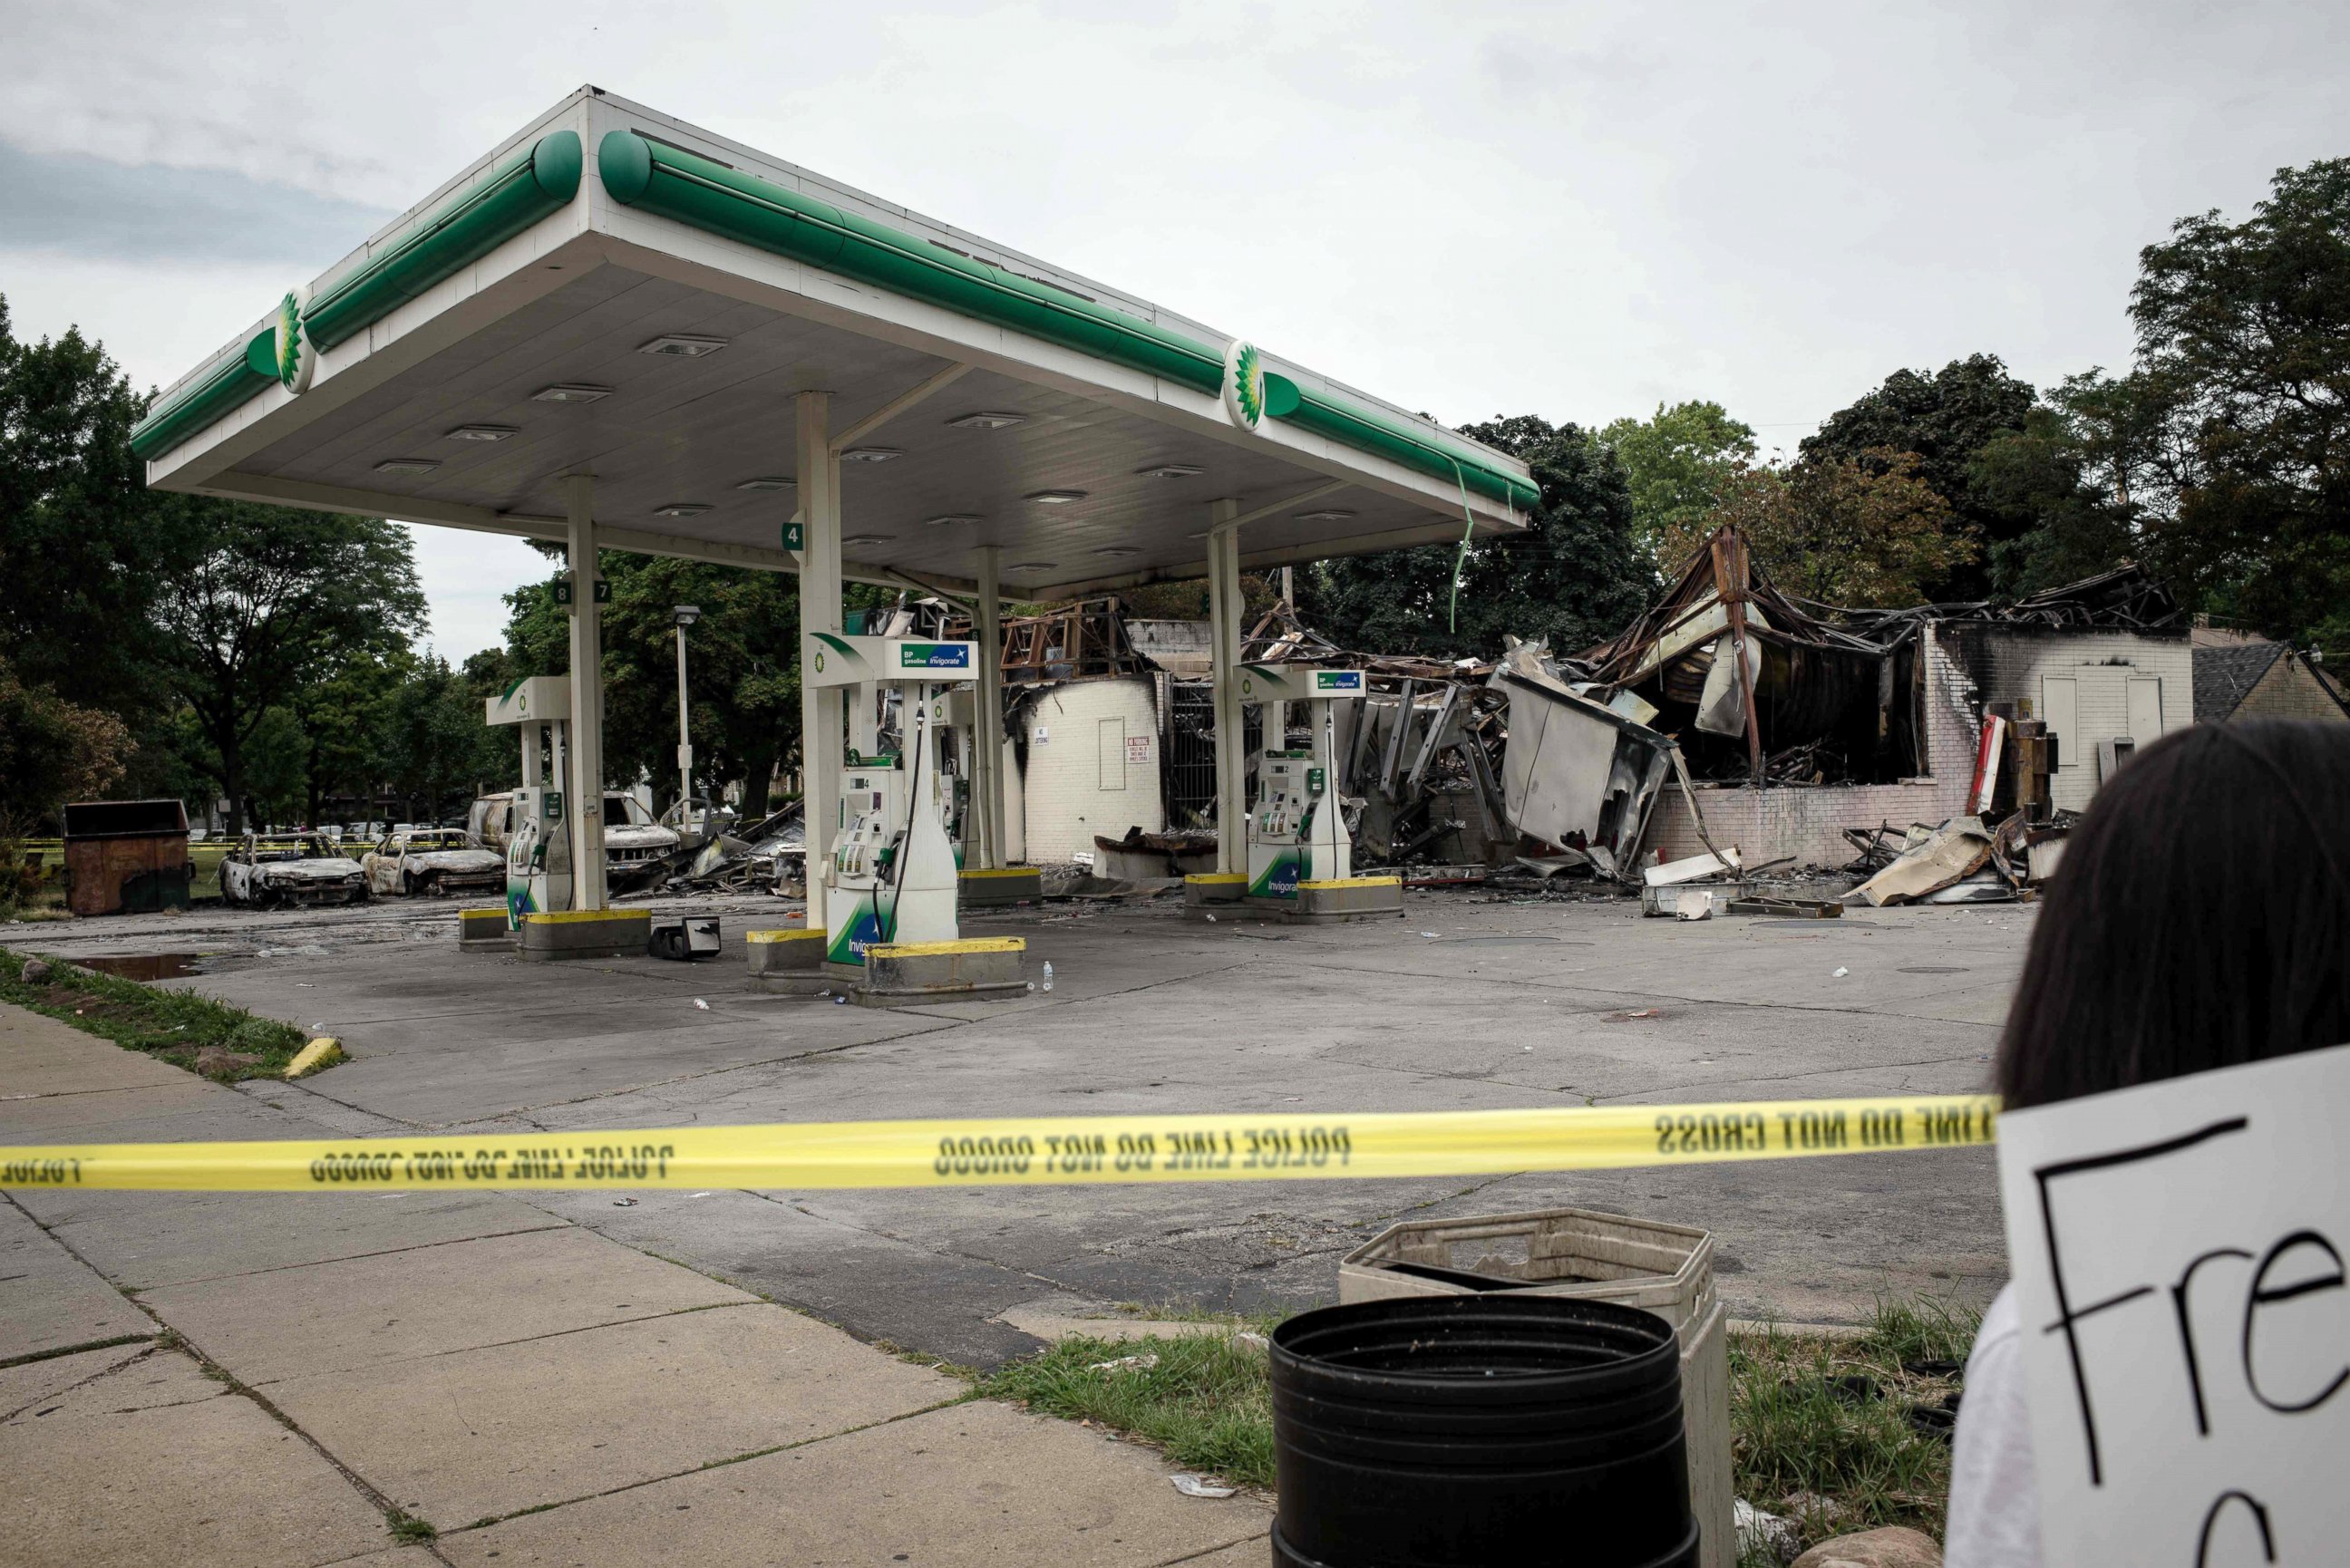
4,1,2342,658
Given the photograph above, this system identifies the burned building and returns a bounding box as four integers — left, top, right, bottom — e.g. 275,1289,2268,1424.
1572,533,2192,869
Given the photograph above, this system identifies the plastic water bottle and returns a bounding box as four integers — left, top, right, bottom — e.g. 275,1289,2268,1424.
1041,961,1054,993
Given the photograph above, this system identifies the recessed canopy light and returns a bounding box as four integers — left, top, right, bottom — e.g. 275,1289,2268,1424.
1294,508,1358,523
652,502,712,518
444,424,518,442
1008,561,1058,572
947,411,1026,430
840,447,901,463
1024,489,1087,504
735,476,796,491
374,458,440,475
925,513,982,526
1185,530,1209,540
841,534,897,547
1091,546,1141,557
1137,463,1205,479
637,334,728,357
532,383,613,403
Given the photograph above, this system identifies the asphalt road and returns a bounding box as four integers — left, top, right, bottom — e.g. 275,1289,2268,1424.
9,884,2023,1366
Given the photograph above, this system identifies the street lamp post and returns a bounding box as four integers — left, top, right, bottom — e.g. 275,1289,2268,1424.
673,605,701,836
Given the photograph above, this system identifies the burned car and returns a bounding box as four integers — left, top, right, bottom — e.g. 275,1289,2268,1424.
361,828,504,898
218,834,369,907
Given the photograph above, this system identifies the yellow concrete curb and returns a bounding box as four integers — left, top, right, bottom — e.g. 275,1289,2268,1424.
957,867,1039,879
746,928,825,944
520,910,651,924
1297,876,1403,889
868,936,1026,957
1183,873,1247,885
285,1037,345,1079
460,906,505,917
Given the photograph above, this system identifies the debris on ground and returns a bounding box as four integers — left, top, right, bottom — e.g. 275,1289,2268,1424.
19,958,52,982
1847,821,1995,907
193,1045,263,1079
1087,1353,1160,1373
1167,1473,1238,1499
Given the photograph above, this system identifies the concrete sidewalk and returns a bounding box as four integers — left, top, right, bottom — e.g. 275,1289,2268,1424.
0,1002,1269,1568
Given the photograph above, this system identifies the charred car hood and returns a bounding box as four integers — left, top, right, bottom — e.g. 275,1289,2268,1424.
259,857,364,882
403,850,502,874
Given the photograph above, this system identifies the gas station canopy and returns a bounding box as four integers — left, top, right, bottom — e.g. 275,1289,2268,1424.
132,87,1535,602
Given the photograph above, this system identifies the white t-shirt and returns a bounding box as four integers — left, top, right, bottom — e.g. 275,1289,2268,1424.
1946,1283,2043,1568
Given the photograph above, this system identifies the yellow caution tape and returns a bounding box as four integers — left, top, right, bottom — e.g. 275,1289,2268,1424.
0,1096,1995,1194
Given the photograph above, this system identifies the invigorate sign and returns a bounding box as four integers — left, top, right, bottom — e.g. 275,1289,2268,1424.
1996,1044,2349,1564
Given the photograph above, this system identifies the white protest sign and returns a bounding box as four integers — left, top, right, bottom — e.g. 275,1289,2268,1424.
1997,1043,2350,1565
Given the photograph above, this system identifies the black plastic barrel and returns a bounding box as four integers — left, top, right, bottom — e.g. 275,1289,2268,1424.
1268,1294,1697,1568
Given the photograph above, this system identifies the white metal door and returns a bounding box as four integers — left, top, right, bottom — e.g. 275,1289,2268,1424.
2126,675,2163,744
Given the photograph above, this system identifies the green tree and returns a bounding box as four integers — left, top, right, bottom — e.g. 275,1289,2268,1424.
1696,450,1975,605
0,654,131,840
152,499,427,833
0,296,176,738
1801,354,2042,597
2125,157,2350,653
1301,416,1654,659
384,654,489,823
1599,401,1757,560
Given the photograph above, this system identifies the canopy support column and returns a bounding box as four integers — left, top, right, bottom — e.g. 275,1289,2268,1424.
797,392,843,932
1208,498,1245,874
974,545,1006,869
563,474,607,911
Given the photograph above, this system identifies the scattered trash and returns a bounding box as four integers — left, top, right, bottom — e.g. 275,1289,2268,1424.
692,998,711,1011
1234,1331,1270,1351
1088,1353,1159,1373
1674,889,1714,921
1169,1473,1237,1499
831,995,849,1005
1204,913,1217,922
1724,897,1841,919
1041,961,1054,993
1607,1008,1665,1021
613,1197,638,1207
19,959,53,983
1847,818,1996,906
1906,1391,1961,1440
1645,847,1742,887
1831,967,1850,977
1418,931,1441,939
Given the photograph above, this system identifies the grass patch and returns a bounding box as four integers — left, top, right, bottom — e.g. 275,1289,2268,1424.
979,1295,1981,1559
385,1509,437,1543
0,945,308,1080
1730,1295,1979,1552
979,1330,1277,1488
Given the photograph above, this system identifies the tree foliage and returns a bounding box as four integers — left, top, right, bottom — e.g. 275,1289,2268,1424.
1599,401,1757,560
2123,157,2350,653
1801,354,2039,598
0,654,131,837
1302,415,1656,659
1691,450,1975,606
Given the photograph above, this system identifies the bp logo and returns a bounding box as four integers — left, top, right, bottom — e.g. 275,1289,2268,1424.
813,651,827,674
1222,340,1265,431
275,288,315,393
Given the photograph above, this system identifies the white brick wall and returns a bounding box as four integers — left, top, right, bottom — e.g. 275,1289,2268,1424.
1014,677,1165,864
1640,625,2193,866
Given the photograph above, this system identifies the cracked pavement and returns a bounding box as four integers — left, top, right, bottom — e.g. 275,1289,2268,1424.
16,886,2022,1369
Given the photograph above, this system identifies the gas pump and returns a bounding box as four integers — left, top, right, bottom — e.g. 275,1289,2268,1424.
504,785,573,923
485,676,574,927
803,634,979,967
1239,664,1367,904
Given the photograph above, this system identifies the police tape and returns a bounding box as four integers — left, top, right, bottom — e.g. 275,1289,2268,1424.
0,1095,1996,1194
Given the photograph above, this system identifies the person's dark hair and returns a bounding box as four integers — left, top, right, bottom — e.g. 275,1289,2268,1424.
1997,719,2350,1110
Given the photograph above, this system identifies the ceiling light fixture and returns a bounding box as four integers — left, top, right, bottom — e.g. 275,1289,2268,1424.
1008,561,1058,572
840,447,902,463
1136,463,1205,479
637,334,728,357
444,424,518,442
1091,546,1141,557
925,514,983,526
652,502,712,518
1024,489,1086,504
1294,508,1358,523
840,533,897,547
947,411,1027,430
532,383,613,403
374,458,441,475
735,476,796,491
